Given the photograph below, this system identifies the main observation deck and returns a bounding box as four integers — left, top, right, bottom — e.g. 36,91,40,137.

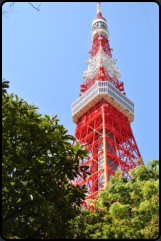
72,81,134,124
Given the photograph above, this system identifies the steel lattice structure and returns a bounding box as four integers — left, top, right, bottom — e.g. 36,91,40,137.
71,2,144,208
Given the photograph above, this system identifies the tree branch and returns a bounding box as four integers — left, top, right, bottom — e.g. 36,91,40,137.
2,2,41,18
2,2,15,18
28,2,41,11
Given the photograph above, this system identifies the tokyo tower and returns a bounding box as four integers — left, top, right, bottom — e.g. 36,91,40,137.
71,2,144,207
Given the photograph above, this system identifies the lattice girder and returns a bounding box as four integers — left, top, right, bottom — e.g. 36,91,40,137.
71,2,143,210
90,33,112,58
72,99,143,202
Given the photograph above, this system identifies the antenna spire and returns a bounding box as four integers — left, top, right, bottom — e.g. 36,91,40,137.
97,2,102,17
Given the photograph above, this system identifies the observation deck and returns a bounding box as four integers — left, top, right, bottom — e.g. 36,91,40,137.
72,81,134,124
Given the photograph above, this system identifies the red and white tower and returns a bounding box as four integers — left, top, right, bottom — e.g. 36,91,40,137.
71,2,144,207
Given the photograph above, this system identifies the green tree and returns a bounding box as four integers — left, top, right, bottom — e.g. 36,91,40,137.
69,205,113,239
69,159,159,239
2,79,90,239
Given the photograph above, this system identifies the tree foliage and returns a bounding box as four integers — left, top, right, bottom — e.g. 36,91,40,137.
2,79,159,239
2,79,90,239
69,159,159,239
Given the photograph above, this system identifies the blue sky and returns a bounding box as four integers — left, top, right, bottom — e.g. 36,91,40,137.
2,2,159,166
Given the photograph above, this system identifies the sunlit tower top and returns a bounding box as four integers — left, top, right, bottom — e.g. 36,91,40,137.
78,2,125,106
92,2,109,40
